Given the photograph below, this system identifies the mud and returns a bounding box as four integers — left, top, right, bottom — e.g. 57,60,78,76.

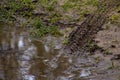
0,23,120,80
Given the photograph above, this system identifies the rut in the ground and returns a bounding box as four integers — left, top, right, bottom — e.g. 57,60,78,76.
66,0,120,54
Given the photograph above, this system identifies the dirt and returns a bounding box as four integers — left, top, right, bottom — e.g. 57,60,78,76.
38,23,120,80
0,19,120,80
0,0,120,80
90,24,120,80
95,24,120,55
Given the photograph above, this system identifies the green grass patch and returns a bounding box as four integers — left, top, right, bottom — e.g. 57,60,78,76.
104,49,112,55
31,19,62,37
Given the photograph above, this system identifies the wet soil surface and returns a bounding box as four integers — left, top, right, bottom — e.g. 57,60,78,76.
0,23,120,80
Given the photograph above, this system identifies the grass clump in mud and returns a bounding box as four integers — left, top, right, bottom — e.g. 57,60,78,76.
0,0,101,38
109,5,120,25
85,41,102,53
38,0,57,12
0,0,35,22
62,37,68,45
110,14,120,24
0,0,99,23
31,19,62,38
104,49,112,55
49,12,62,23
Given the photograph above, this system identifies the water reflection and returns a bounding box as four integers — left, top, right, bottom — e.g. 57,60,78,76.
18,36,24,50
0,23,38,80
0,23,94,80
1,40,9,50
44,45,50,53
0,23,69,80
18,44,37,80
10,32,16,49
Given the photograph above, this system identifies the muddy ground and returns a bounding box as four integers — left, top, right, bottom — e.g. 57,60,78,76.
41,23,120,80
0,18,120,80
0,0,120,80
29,23,120,80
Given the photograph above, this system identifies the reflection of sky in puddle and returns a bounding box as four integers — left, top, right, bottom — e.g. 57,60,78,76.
17,35,37,80
44,45,50,53
18,36,24,50
0,24,93,80
0,25,41,80
80,69,91,77
24,75,35,80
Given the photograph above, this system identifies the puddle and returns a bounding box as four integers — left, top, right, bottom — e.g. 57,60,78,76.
0,23,74,80
0,23,120,80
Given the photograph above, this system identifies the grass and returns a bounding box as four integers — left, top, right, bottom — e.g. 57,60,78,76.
85,40,102,53
85,0,99,6
49,12,62,23
0,0,98,23
61,2,76,11
104,49,112,55
30,18,62,37
1,0,118,38
110,13,120,23
38,0,57,11
0,0,35,22
62,37,68,45
107,61,115,69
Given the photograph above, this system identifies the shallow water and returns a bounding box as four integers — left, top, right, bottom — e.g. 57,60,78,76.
1,23,119,80
0,23,81,80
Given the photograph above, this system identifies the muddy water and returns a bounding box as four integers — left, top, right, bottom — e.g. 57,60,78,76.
0,23,79,80
1,23,120,80
0,22,96,80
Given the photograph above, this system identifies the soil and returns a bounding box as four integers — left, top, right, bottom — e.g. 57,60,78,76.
0,0,120,80
88,24,120,80
40,23,120,80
